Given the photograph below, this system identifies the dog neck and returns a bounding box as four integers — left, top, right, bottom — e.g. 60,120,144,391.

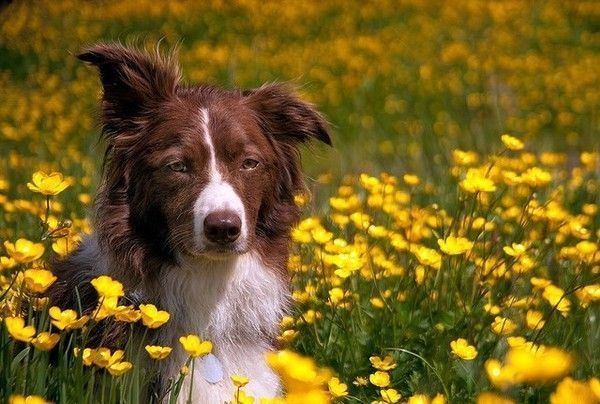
152,251,289,348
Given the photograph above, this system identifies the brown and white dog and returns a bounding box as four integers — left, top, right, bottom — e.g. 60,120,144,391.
50,43,331,402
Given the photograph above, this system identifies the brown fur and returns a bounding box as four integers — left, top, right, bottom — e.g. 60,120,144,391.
48,43,331,348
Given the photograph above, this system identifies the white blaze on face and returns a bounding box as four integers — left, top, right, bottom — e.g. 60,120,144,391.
193,108,247,251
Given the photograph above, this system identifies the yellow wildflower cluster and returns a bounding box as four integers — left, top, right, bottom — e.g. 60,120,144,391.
1,1,600,402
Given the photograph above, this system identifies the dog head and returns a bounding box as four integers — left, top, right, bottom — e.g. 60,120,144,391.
79,43,331,276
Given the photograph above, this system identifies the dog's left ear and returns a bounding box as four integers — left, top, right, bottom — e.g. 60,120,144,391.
78,43,181,137
243,83,332,147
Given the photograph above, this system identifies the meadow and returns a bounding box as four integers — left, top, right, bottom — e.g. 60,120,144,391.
0,1,599,403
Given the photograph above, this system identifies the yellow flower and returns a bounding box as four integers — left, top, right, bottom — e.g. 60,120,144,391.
452,149,479,166
91,275,124,298
4,239,45,263
370,355,397,371
231,374,250,388
522,167,552,187
369,371,390,387
460,168,496,193
503,243,527,257
550,377,599,404
485,359,517,389
476,392,515,404
407,394,430,404
327,377,348,398
311,227,333,244
232,390,255,404
31,332,60,351
107,361,133,376
542,285,571,315
74,347,94,366
23,268,57,293
49,306,89,330
501,134,524,151
91,348,125,368
505,345,573,384
52,237,80,256
525,310,545,330
370,297,385,309
438,236,473,255
179,334,212,358
8,395,48,404
265,350,330,395
431,394,446,404
113,306,141,323
380,388,402,403
277,329,299,344
139,304,170,328
450,338,478,360
0,256,17,270
575,284,600,308
412,245,442,270
27,171,70,196
403,174,421,186
145,345,172,360
5,317,36,342
353,376,368,386
491,316,517,335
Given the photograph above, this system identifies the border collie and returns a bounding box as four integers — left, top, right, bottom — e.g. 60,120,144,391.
50,43,331,402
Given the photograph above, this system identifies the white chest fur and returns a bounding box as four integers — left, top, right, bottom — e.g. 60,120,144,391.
155,252,289,403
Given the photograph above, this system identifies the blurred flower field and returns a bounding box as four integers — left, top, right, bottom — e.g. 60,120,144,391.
0,1,599,403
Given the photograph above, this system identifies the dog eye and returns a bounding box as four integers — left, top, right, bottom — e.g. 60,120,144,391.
167,161,187,172
241,158,260,170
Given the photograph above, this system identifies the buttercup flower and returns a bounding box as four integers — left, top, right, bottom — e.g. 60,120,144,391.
380,388,402,403
4,239,44,263
477,392,515,404
438,236,473,255
370,355,397,370
526,310,545,330
491,316,517,335
8,395,48,404
5,317,36,342
0,256,17,270
550,377,599,404
91,348,125,368
450,338,478,360
369,371,391,387
543,285,571,315
31,332,60,351
145,345,172,360
27,171,70,196
327,377,348,397
23,268,57,293
139,304,170,328
90,275,124,298
179,334,212,357
49,306,89,330
503,243,527,257
501,134,524,151
231,374,250,388
403,174,421,186
460,169,496,193
107,361,133,376
505,345,573,384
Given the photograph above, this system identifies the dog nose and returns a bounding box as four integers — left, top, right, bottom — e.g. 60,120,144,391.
204,211,241,244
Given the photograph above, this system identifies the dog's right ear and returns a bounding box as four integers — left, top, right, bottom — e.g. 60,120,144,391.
78,43,181,136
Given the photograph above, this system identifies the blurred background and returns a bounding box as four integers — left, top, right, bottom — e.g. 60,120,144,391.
0,0,598,194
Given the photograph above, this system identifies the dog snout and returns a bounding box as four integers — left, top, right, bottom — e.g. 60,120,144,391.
204,210,242,244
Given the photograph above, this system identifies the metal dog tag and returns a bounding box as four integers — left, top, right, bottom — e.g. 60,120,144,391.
200,353,224,384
